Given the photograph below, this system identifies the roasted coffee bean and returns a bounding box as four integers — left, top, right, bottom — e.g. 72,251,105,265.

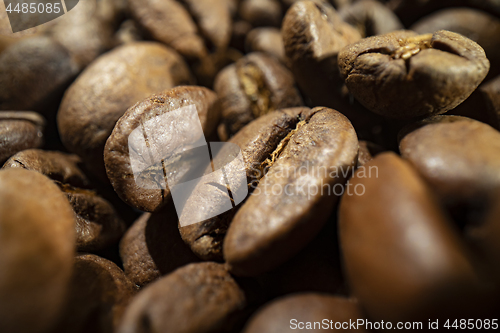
224,107,358,276
282,1,362,107
339,0,403,37
0,168,75,333
239,0,283,27
58,42,194,179
179,107,311,261
338,30,490,118
0,111,45,164
104,86,221,212
129,0,232,86
118,262,246,333
214,52,303,138
114,20,143,45
356,140,384,167
120,204,200,287
46,0,116,69
243,294,366,333
339,152,488,321
230,20,254,53
480,75,500,129
3,149,127,252
411,8,500,78
245,28,286,63
52,254,137,333
0,36,79,113
399,116,500,207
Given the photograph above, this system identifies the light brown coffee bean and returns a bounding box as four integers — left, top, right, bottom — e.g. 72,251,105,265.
224,107,358,276
118,262,246,333
243,294,366,333
399,116,500,206
120,204,200,287
0,111,44,164
339,152,486,321
239,0,283,27
282,0,362,107
0,36,79,113
52,254,137,333
214,52,303,137
339,0,403,37
179,107,311,261
58,42,194,180
245,28,286,63
104,86,221,212
338,30,490,118
0,168,75,333
3,149,126,252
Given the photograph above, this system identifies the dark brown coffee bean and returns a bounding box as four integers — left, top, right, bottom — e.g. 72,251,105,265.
58,42,194,180
179,107,311,261
411,8,500,79
245,28,286,63
224,107,358,276
52,254,137,333
339,30,490,118
282,0,362,107
104,86,221,212
214,52,303,137
243,294,366,333
239,0,282,27
0,36,79,113
339,0,403,37
120,205,200,287
0,111,45,164
0,168,75,333
118,262,246,333
399,116,500,205
230,20,254,53
3,149,127,252
339,152,485,321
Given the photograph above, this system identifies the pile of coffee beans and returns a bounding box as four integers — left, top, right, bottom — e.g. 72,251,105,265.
1,0,499,332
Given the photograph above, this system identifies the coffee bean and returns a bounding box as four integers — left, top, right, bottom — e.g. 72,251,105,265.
0,36,79,113
239,0,283,27
224,107,358,276
118,262,246,333
3,149,127,252
399,116,500,206
339,152,487,321
0,168,75,333
338,30,490,118
179,107,311,261
129,0,232,86
479,74,500,129
245,28,286,63
411,8,500,79
339,0,403,37
58,42,194,180
52,254,137,333
356,140,384,167
120,204,200,287
214,52,303,137
282,0,362,107
243,294,366,333
0,111,45,164
104,86,221,212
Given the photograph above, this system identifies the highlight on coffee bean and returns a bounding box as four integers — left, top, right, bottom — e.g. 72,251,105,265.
1,0,500,332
